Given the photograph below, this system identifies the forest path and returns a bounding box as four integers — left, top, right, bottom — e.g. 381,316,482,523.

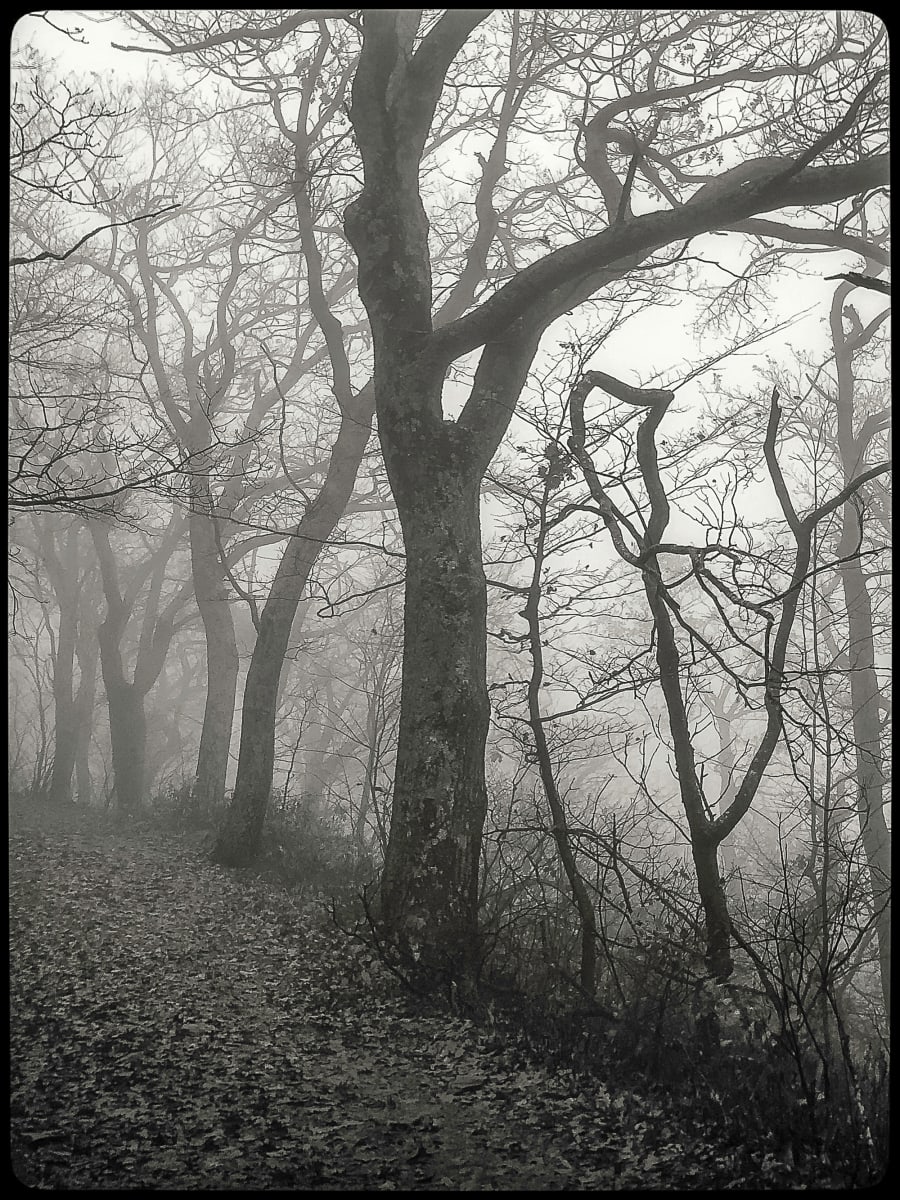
11,803,708,1190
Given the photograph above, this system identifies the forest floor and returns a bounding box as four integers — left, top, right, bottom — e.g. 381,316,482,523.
11,800,785,1191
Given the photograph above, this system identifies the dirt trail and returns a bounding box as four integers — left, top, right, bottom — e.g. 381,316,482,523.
10,804,702,1190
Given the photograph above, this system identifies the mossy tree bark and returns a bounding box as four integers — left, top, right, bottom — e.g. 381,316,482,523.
376,419,493,985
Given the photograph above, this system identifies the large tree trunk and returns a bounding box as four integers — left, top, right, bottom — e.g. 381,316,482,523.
90,521,180,813
376,420,490,988
109,687,147,813
98,639,147,816
340,11,889,994
190,511,239,813
340,9,538,994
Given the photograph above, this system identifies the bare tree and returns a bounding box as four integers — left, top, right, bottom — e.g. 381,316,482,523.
566,366,888,980
9,57,195,517
31,517,100,805
89,508,194,811
342,11,887,988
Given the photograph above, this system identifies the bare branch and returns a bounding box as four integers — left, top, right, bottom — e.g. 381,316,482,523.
825,271,891,296
10,205,180,267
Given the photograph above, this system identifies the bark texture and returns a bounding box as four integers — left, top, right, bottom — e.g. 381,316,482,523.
377,420,491,984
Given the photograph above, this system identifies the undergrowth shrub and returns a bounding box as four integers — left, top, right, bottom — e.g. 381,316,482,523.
148,779,217,830
477,926,887,1186
261,793,377,897
469,795,889,1186
146,782,378,898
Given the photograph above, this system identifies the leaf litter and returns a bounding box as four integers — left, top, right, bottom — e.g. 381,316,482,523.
10,805,736,1190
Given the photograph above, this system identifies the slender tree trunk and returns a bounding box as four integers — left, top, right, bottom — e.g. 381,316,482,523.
830,284,891,1014
74,631,98,806
568,383,869,983
645,567,735,980
48,599,78,805
523,472,598,994
298,680,353,799
711,695,741,882
690,833,733,978
355,737,378,854
212,398,373,867
75,741,93,806
39,520,86,806
213,611,289,862
529,702,598,995
190,511,239,812
839,528,890,1012
377,426,490,988
300,736,356,800
355,686,391,855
